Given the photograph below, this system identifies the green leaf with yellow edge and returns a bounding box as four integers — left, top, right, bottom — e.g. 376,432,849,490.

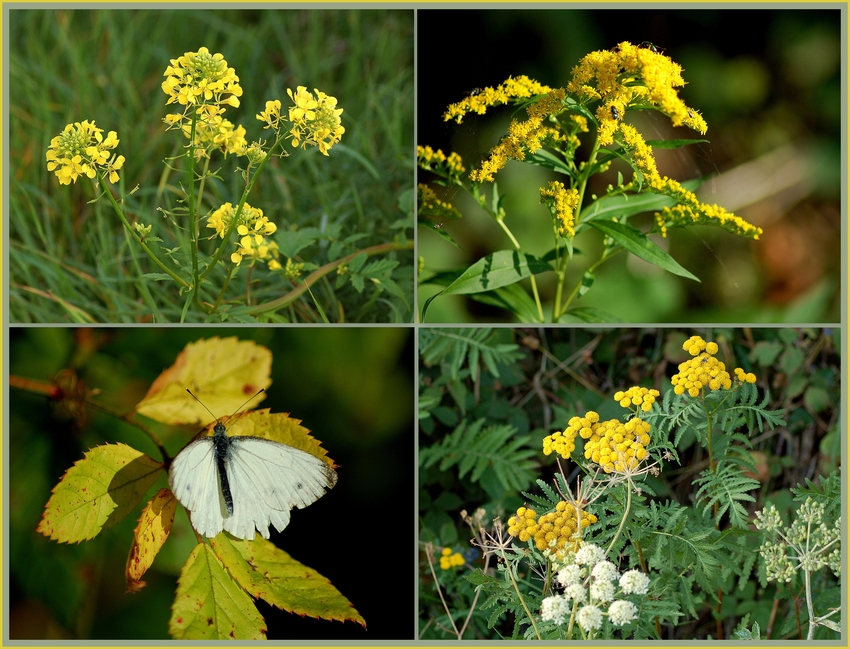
169,543,266,640
183,410,336,468
126,488,177,593
210,535,367,627
135,337,272,426
37,443,163,544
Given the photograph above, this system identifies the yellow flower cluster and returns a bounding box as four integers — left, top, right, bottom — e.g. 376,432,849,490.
540,181,580,238
439,547,465,570
581,415,651,474
418,184,462,223
469,90,566,183
206,202,281,270
286,86,345,156
182,108,247,159
417,146,466,185
734,367,758,384
46,120,125,185
507,503,598,559
672,335,757,397
542,428,579,459
162,46,243,110
614,386,660,412
442,75,553,124
568,41,703,147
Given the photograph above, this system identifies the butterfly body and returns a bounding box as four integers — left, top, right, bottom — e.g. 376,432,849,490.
169,416,337,540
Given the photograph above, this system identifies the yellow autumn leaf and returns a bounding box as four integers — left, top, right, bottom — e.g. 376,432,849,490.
170,543,266,640
126,488,177,593
210,535,367,628
37,443,163,544
135,337,272,426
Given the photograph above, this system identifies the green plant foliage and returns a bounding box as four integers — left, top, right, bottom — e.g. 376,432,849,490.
419,327,840,640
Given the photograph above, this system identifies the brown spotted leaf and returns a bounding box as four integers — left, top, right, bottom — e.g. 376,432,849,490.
169,543,266,640
209,535,366,628
126,488,177,592
135,337,272,426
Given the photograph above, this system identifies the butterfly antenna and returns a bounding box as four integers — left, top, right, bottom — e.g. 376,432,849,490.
185,388,266,425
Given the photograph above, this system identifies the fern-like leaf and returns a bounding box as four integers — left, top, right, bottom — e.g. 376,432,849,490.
693,462,760,529
419,418,538,492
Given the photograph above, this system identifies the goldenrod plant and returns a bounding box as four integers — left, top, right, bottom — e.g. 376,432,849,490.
418,42,763,323
419,328,840,639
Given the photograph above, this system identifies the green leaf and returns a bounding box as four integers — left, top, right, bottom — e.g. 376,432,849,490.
523,149,574,179
468,283,542,322
645,138,710,149
169,543,266,640
587,220,699,281
210,536,366,627
441,251,552,295
37,443,163,543
578,178,702,224
275,227,323,258
557,307,622,323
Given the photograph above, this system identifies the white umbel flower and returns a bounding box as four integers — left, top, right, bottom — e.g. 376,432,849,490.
619,569,651,595
576,604,603,631
574,543,606,567
540,595,571,626
608,599,638,626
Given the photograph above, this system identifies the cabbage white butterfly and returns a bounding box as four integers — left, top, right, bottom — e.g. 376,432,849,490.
169,390,337,540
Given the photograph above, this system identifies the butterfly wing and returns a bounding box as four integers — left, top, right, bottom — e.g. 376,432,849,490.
168,438,228,538
222,437,338,540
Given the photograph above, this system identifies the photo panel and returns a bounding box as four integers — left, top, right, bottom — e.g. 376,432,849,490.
418,327,841,639
9,8,414,324
417,9,841,324
8,327,414,640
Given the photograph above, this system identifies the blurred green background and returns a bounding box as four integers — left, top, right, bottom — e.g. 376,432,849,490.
10,9,414,322
417,9,842,323
9,327,414,639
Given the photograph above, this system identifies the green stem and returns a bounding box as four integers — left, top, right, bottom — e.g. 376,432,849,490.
244,240,413,316
503,555,541,640
606,477,633,555
92,173,191,289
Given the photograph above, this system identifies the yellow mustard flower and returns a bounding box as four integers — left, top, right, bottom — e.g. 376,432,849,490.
162,46,243,110
46,120,125,185
286,86,345,155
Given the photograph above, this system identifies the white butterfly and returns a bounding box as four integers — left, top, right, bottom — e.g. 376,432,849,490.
169,403,337,541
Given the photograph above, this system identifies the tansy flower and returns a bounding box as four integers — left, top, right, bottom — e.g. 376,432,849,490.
439,547,465,570
670,335,757,397
508,502,597,560
46,120,125,185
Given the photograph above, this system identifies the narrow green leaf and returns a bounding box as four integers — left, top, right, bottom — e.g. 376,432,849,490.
442,251,552,295
645,138,710,149
587,220,700,281
170,543,265,640
557,307,622,323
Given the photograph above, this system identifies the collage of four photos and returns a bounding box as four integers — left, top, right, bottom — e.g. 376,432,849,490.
5,6,845,644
